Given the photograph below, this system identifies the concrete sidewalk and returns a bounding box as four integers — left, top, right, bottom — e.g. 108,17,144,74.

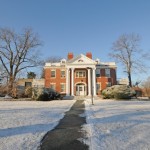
39,100,89,150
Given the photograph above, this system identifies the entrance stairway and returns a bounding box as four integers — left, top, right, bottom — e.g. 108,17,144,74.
74,95,100,100
74,96,85,100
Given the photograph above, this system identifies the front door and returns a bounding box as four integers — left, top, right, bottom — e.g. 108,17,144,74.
76,85,85,96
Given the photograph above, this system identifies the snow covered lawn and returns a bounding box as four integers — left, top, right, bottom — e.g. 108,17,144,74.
84,99,150,150
0,100,75,150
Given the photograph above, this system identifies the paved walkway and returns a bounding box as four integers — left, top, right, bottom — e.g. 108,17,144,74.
39,100,89,150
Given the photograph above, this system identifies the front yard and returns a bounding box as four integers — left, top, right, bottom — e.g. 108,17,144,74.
84,99,150,150
0,100,75,150
0,99,150,150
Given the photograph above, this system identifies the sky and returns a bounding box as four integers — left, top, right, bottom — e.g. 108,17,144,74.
0,0,150,82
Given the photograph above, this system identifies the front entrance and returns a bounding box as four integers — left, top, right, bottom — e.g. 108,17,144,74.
76,84,86,96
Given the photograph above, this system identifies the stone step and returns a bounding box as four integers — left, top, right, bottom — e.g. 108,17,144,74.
74,96,100,100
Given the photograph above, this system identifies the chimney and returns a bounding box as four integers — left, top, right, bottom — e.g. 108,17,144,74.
67,53,74,60
86,52,92,59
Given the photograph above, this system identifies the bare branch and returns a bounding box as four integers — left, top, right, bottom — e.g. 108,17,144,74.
0,27,41,95
109,33,149,87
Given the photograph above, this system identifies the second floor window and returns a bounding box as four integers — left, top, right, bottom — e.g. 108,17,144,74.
76,71,86,78
105,69,110,78
61,70,65,78
96,69,101,77
51,70,56,78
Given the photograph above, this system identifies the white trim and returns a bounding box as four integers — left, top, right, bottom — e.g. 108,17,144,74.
75,82,87,86
76,84,86,96
67,54,96,64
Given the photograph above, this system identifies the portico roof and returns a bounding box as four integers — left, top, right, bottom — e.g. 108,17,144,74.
67,54,96,66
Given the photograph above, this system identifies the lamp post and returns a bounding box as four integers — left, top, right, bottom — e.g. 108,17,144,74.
87,67,94,105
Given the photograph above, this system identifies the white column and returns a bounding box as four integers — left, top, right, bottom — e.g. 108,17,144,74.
71,68,74,96
88,69,91,96
66,68,70,95
92,68,96,96
68,69,70,95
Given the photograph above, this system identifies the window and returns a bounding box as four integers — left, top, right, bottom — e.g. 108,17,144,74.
96,69,100,77
78,59,84,62
50,83,56,90
25,82,32,87
96,83,101,93
51,70,56,78
60,83,65,92
76,71,86,78
105,69,110,78
106,82,111,87
79,87,83,91
61,70,65,78
61,59,66,64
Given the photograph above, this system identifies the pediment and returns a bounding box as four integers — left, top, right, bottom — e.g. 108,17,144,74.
67,54,96,65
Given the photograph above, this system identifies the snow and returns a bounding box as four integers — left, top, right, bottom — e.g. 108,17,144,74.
0,100,75,150
84,99,150,150
1,99,150,150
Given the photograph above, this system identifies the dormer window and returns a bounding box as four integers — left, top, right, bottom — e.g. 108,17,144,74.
61,59,66,64
95,58,100,64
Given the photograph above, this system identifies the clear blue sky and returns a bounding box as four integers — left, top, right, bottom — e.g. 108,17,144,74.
0,0,150,82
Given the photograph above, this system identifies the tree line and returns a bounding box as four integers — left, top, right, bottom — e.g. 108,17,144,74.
0,27,150,96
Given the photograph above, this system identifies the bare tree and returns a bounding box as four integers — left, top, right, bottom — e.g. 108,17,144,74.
27,72,36,79
0,62,9,84
109,33,148,87
142,76,150,97
0,27,41,95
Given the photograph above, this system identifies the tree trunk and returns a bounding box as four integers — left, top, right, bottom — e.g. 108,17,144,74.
8,75,14,96
128,72,132,87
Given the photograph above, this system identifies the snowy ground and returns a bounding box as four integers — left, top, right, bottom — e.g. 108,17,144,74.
84,99,150,150
1,99,150,150
0,100,75,150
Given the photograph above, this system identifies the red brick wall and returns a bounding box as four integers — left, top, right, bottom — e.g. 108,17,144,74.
96,68,117,94
45,68,66,92
45,67,117,95
110,68,117,85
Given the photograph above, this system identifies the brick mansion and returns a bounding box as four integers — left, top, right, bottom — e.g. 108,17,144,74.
44,52,117,96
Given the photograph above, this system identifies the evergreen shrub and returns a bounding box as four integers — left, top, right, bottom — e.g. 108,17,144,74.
102,85,136,100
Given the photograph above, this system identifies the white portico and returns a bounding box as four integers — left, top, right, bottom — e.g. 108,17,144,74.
65,54,97,96
44,52,117,96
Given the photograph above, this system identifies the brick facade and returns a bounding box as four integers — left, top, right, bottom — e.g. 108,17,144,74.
44,53,117,96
